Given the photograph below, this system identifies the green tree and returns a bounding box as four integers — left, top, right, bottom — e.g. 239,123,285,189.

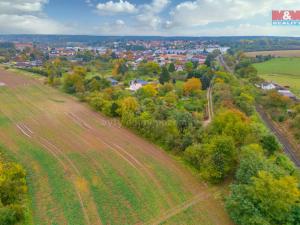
251,172,299,223
86,92,106,111
112,59,128,76
235,144,267,184
226,168,300,225
137,84,158,99
168,63,176,73
63,73,85,94
184,144,204,169
235,92,255,116
138,61,161,76
261,134,280,155
184,62,194,73
0,161,27,225
210,109,254,146
174,111,194,134
201,135,237,183
118,97,139,116
159,66,170,84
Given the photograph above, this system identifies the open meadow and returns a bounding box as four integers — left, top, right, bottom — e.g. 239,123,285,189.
245,49,300,57
253,58,300,97
0,69,232,225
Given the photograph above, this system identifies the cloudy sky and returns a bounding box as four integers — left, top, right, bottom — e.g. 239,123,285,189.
1,0,300,36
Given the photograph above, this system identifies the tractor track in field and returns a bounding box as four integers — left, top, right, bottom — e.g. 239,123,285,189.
77,108,207,195
66,111,176,207
16,122,95,225
0,68,234,225
11,87,175,219
146,193,209,225
0,88,101,225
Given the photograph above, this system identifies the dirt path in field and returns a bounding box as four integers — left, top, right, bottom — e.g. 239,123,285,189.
0,69,233,225
146,193,209,225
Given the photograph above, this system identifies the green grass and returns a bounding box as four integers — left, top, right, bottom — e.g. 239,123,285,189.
18,140,85,225
254,58,300,97
0,115,10,127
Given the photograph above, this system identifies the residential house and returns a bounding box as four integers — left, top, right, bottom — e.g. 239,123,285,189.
261,82,276,90
129,79,148,91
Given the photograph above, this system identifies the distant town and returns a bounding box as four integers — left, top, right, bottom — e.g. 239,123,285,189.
2,39,229,71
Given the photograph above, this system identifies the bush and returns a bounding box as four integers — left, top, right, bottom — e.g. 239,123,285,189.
260,134,280,155
0,159,27,225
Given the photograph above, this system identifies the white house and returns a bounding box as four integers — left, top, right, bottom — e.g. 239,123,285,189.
176,65,184,72
129,80,148,91
261,82,276,90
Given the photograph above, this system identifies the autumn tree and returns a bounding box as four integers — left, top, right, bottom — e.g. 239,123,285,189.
263,90,291,109
86,92,106,111
158,83,174,96
226,171,300,225
183,78,202,96
72,66,87,77
137,84,158,98
112,59,128,76
210,109,254,146
45,58,63,85
118,97,139,116
201,135,237,183
184,144,203,169
234,92,255,116
0,160,28,225
63,74,85,94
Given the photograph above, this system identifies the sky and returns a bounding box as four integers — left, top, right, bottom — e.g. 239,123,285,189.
1,0,300,36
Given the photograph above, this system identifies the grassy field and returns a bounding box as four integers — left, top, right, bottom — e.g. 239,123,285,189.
254,58,300,97
0,69,232,225
245,50,300,57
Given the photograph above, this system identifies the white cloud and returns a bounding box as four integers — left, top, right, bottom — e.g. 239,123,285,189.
0,0,48,14
115,19,125,26
136,0,170,30
96,0,137,14
168,0,300,28
0,14,68,34
0,0,69,34
144,0,170,14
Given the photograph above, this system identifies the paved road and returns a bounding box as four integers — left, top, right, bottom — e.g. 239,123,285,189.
219,54,300,167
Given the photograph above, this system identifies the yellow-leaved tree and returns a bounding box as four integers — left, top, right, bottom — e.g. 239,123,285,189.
183,78,202,96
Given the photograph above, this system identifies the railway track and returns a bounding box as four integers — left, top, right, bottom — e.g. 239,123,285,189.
256,106,300,167
218,54,300,167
